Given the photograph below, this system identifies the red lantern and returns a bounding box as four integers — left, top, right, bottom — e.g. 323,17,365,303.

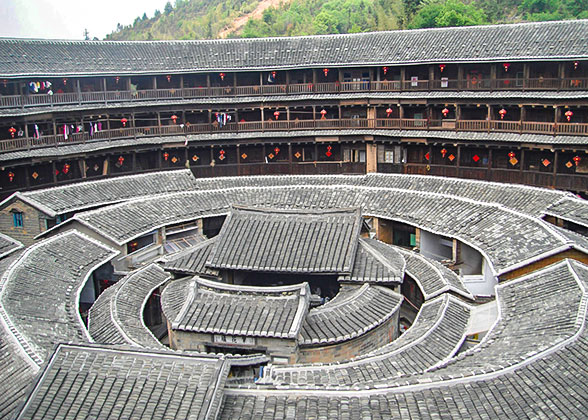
115,76,120,84
274,147,280,155
442,108,450,118
573,61,579,70
441,148,447,158
274,111,280,120
565,110,573,122
121,117,128,127
503,63,511,72
171,114,178,124
219,149,226,161
118,156,125,166
573,156,581,166
323,68,329,77
499,109,507,119
383,66,388,75
163,152,169,161
325,145,332,157
166,75,172,83
62,163,70,174
8,127,16,138
8,171,14,182
63,78,68,85
271,71,277,79
439,64,446,73
386,108,393,117
508,151,516,159
219,73,226,81
320,109,327,118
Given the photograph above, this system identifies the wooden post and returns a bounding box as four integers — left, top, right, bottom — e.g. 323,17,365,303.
366,143,378,173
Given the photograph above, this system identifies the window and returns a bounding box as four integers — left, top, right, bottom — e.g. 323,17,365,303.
13,212,23,228
384,150,394,163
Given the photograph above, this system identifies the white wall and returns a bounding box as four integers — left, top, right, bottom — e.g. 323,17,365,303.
420,230,453,261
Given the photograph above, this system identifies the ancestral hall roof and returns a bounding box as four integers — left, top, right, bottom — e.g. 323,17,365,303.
0,20,586,77
207,206,362,274
338,238,405,284
165,278,310,339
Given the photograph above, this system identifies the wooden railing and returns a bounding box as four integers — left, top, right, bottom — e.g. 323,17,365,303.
2,77,588,110
2,118,588,153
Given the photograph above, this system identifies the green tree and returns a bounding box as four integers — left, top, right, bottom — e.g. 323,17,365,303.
410,0,487,28
164,2,173,14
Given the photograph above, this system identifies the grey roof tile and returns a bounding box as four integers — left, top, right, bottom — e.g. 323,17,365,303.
338,238,405,284
161,237,219,277
0,232,23,258
1,20,587,77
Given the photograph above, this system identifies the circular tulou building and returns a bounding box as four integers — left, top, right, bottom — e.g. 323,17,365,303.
0,20,587,419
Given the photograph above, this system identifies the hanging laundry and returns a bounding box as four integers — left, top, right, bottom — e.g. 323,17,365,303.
89,122,94,136
97,122,102,131
267,73,275,83
34,124,40,140
63,124,68,140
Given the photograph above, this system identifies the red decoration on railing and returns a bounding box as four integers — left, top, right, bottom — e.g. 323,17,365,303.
219,73,226,81
503,63,511,72
386,108,393,117
166,75,172,83
118,156,125,166
565,110,574,122
442,108,449,117
163,152,169,161
120,117,128,127
325,145,333,157
441,148,447,158
115,76,120,84
472,155,480,163
499,109,507,119
62,163,70,174
274,111,280,120
383,67,388,75
323,68,329,77
320,109,327,119
424,152,430,161
439,64,446,73
8,171,14,182
8,127,16,138
171,114,178,124
574,61,579,70
573,155,581,166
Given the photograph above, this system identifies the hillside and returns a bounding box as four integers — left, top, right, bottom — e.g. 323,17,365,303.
105,0,588,40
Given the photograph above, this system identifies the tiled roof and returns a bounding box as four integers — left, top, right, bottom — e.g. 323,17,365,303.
167,278,310,339
272,295,468,387
545,196,588,228
299,284,403,346
396,247,473,300
0,232,22,258
1,20,587,77
12,344,229,420
69,184,583,275
207,206,362,274
338,238,405,284
88,263,171,348
0,231,118,364
161,237,220,277
220,260,588,418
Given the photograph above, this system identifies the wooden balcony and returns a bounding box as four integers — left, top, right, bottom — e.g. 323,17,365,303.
1,118,587,153
1,77,588,110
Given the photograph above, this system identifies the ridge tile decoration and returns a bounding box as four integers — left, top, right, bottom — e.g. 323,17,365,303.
206,206,363,274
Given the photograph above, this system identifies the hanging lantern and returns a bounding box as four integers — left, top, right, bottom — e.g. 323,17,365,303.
166,75,172,83
62,163,70,174
273,111,280,120
508,152,516,159
386,107,393,117
573,156,581,166
565,110,574,122
271,71,277,79
118,156,125,166
219,73,226,81
320,109,327,118
63,78,68,86
503,63,511,72
325,145,333,157
115,76,120,84
499,108,507,119
439,64,446,73
323,68,329,77
219,149,226,161
8,127,16,138
171,114,178,124
8,171,14,182
573,61,579,70
442,108,450,118
163,152,169,161
441,148,447,158
120,117,128,127
274,147,280,155
383,66,388,75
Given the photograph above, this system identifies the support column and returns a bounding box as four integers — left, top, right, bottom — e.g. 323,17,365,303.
366,143,378,173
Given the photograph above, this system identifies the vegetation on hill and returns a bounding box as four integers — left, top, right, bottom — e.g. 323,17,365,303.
105,0,588,41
